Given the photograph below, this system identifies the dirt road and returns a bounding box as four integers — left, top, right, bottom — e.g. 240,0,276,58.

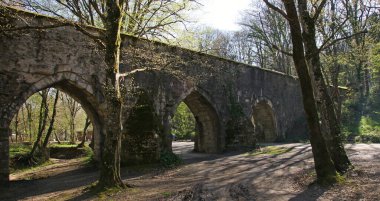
1,143,379,201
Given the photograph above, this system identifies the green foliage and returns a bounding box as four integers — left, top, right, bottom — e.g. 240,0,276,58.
317,172,345,186
171,102,195,140
161,191,173,198
160,150,182,168
245,146,293,156
10,88,90,145
358,116,380,135
10,143,31,159
341,99,380,142
49,144,93,160
9,143,52,173
49,142,78,148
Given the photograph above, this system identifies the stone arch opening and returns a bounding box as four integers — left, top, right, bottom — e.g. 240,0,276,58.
0,75,103,183
172,90,221,153
171,102,196,154
120,90,160,165
251,100,277,142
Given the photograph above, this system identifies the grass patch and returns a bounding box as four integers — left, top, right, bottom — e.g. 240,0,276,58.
50,144,93,159
10,143,32,158
246,146,293,156
97,186,122,200
85,181,130,200
10,159,53,174
49,142,78,148
83,146,95,164
10,142,94,173
317,172,346,186
161,191,173,198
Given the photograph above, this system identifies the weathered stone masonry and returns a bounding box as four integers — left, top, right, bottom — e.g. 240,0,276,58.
0,7,307,185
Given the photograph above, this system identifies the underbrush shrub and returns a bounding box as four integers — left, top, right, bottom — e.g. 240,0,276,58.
160,150,182,168
354,134,380,143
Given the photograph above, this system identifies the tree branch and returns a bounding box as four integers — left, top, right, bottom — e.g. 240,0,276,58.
319,30,368,52
313,0,327,21
262,0,290,21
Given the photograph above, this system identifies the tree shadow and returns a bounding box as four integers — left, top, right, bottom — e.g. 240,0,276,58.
288,183,330,201
0,165,98,201
0,143,344,201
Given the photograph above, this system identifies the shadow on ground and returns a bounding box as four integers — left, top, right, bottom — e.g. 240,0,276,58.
1,143,379,201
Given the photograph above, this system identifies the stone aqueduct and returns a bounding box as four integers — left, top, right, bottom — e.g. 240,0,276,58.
0,8,307,184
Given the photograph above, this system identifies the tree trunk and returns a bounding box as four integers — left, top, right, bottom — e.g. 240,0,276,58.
297,0,352,173
78,116,91,148
69,120,76,144
279,0,338,183
54,131,61,144
26,103,33,142
98,0,126,189
42,90,59,148
14,111,19,143
30,90,49,160
21,104,28,142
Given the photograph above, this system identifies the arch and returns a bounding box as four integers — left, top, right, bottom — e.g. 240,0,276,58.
251,98,278,142
174,89,222,153
120,89,160,165
5,72,103,161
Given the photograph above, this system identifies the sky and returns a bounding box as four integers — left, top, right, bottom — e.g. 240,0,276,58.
196,0,252,31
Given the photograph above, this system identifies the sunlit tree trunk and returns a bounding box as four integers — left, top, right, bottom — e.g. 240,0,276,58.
297,0,351,173
264,0,338,183
78,116,91,148
98,0,126,189
14,111,19,143
30,89,49,160
42,90,59,148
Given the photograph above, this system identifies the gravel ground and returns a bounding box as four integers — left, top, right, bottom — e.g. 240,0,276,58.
0,142,379,201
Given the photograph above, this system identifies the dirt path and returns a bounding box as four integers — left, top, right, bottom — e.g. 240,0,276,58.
1,143,380,201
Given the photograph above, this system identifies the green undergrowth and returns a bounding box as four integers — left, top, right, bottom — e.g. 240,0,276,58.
10,142,94,173
86,181,139,200
9,160,53,174
49,142,79,148
342,95,380,143
84,182,122,200
161,191,174,198
10,143,32,159
297,168,347,189
160,150,183,168
245,146,293,156
317,172,346,186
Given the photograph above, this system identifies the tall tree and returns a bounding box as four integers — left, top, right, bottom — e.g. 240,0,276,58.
263,0,339,183
78,116,91,147
29,89,49,162
297,0,351,173
10,0,197,40
42,89,60,148
96,0,126,189
60,93,81,144
241,1,294,74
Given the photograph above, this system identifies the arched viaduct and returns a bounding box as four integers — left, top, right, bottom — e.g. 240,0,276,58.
0,8,308,184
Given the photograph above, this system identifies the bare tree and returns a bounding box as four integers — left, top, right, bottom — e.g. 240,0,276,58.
241,1,294,74
60,93,82,144
7,0,198,40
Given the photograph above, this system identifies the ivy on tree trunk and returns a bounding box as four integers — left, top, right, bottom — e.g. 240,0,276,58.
98,0,126,189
